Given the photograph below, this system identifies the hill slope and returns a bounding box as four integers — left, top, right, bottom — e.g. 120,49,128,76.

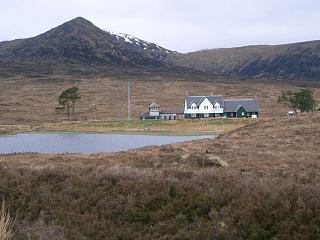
0,17,179,75
167,41,320,79
1,17,320,79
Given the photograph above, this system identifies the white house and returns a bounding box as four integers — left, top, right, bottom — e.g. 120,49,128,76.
184,95,260,118
184,96,224,118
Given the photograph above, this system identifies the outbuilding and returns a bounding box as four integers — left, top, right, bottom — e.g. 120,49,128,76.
223,99,260,118
140,103,184,120
160,109,184,120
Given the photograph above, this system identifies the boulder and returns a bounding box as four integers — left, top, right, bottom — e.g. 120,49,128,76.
198,154,228,167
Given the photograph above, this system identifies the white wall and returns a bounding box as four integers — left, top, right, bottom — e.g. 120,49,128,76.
212,102,223,114
184,98,223,114
150,109,160,116
198,98,214,113
184,102,199,114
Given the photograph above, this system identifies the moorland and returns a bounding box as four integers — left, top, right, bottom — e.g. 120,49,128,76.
1,17,320,240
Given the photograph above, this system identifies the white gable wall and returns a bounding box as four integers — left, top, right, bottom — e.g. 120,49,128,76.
184,100,188,113
184,98,224,114
198,98,214,113
185,102,198,114
213,102,223,113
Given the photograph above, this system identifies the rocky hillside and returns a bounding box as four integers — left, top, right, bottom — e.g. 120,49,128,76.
0,17,179,75
167,41,320,79
1,16,319,79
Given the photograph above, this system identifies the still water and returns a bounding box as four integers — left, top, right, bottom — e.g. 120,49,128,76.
0,132,216,154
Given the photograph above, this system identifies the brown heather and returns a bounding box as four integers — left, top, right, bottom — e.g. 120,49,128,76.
0,201,15,240
1,16,320,239
0,114,319,239
0,74,320,125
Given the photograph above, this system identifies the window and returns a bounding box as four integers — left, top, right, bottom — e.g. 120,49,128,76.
204,106,209,110
191,113,197,118
204,113,209,118
242,112,245,116
191,105,197,109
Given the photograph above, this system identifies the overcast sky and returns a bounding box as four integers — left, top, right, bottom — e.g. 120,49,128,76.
1,0,319,53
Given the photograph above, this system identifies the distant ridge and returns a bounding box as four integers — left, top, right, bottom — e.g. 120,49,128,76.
0,17,320,79
166,40,320,79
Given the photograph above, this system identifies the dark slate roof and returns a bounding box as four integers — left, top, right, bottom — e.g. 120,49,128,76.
161,109,184,114
140,112,149,117
185,96,224,109
140,112,158,119
148,102,160,108
223,99,260,113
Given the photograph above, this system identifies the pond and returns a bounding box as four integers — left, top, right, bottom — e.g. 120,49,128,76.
0,132,216,154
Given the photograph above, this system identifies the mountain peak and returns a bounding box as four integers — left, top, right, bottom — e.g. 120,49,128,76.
65,17,94,27
54,16,99,34
0,17,176,72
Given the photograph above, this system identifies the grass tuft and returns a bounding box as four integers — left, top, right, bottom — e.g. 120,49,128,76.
0,200,15,240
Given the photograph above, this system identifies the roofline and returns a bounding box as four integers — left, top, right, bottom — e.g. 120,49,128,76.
185,95,224,98
234,105,247,112
148,102,160,107
223,99,258,101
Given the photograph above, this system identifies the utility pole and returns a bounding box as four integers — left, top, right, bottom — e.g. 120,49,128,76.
128,81,131,120
91,104,97,121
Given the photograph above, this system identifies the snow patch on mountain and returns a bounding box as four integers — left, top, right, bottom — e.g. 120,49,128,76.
104,29,177,54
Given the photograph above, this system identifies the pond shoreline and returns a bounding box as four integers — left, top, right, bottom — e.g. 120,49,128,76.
0,118,252,136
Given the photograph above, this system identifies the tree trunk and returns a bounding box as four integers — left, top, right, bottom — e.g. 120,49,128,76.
72,101,75,118
67,103,70,121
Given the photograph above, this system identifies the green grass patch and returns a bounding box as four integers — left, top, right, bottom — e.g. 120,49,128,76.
80,120,177,128
206,118,234,125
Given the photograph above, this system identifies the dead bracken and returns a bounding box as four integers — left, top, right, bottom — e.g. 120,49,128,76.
0,114,319,239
